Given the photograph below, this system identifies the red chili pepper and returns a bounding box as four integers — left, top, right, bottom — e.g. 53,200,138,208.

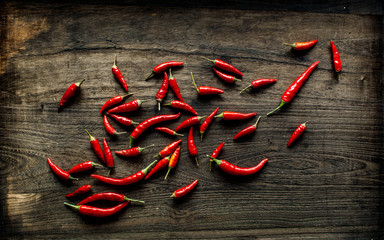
103,138,114,172
330,40,342,80
144,155,171,180
191,72,224,95
175,115,206,132
104,115,126,135
68,161,103,174
107,113,139,127
164,146,181,179
115,144,155,157
112,55,128,92
155,71,169,110
155,127,184,137
78,192,145,205
163,100,198,115
145,61,184,80
209,142,225,171
233,116,261,140
46,157,77,181
201,56,243,76
208,156,268,176
267,61,319,116
213,67,241,83
168,68,184,102
240,78,277,94
130,112,181,147
85,129,105,164
100,93,133,114
58,79,85,111
287,122,307,147
170,179,198,198
200,107,219,141
215,111,257,120
64,201,129,218
107,99,149,114
188,127,199,166
91,159,157,185
154,140,182,158
283,39,318,51
65,185,92,198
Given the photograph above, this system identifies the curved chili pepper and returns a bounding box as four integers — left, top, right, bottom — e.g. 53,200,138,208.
188,127,199,166
267,61,319,116
78,192,145,205
191,72,224,95
91,160,157,185
201,56,243,76
168,68,184,102
283,39,318,51
104,115,126,135
155,71,169,110
164,146,181,180
112,55,128,92
68,161,103,174
171,179,198,198
163,100,198,115
47,157,77,181
58,79,85,111
215,111,256,120
115,144,155,157
154,140,182,158
107,113,138,127
208,156,268,176
288,122,307,147
209,142,225,171
64,201,129,218
330,40,342,80
107,99,149,114
103,138,114,174
233,116,261,140
200,107,219,141
213,67,241,83
100,93,133,114
240,78,277,94
155,127,184,137
175,115,206,132
145,61,184,80
144,155,171,180
130,112,181,147
85,129,105,164
66,185,92,198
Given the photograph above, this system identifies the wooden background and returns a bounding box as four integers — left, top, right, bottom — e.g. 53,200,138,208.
1,1,383,239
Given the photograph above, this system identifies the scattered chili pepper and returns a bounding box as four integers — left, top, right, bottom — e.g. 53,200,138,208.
240,78,277,94
283,39,318,51
46,157,78,181
201,56,243,76
155,71,169,110
103,138,114,175
144,155,171,180
330,40,342,80
154,140,182,158
91,159,157,185
112,55,128,92
233,116,261,140
145,61,184,80
200,107,219,141
171,179,198,199
58,79,85,111
68,161,103,174
100,93,133,114
163,100,198,115
188,127,199,166
164,146,181,180
104,115,126,135
209,142,225,171
78,192,145,205
115,144,155,157
191,72,224,95
215,111,257,120
175,115,206,132
155,127,184,137
64,201,129,218
168,68,184,102
288,122,307,147
107,99,149,114
208,156,268,176
213,67,241,83
66,185,92,198
267,61,319,116
107,113,138,127
85,129,105,164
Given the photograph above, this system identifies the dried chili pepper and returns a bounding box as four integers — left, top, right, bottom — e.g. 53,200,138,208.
145,61,184,80
155,71,169,110
240,78,277,94
208,156,268,176
188,127,199,166
85,129,105,164
201,56,243,76
66,185,92,198
100,93,133,114
112,55,128,92
191,72,224,95
175,115,206,132
168,68,184,102
78,192,145,205
47,157,78,181
330,40,342,80
68,161,103,174
209,142,225,171
164,146,181,180
107,99,149,114
171,179,198,198
58,79,85,111
144,155,171,180
288,122,307,147
213,67,241,83
200,107,219,141
103,138,114,175
64,201,129,218
283,39,318,51
154,140,182,158
163,100,198,115
215,111,256,120
267,61,319,116
155,127,184,137
233,116,261,140
115,144,155,157
107,113,138,127
104,115,126,135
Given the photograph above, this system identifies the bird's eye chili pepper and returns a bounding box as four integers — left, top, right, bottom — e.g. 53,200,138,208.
65,185,92,198
154,139,182,158
213,67,241,83
106,113,139,127
330,40,342,80
103,138,114,176
78,192,145,205
283,39,318,51
208,156,268,176
168,68,184,102
215,111,257,120
64,201,129,218
107,99,149,114
240,78,277,94
104,115,126,136
175,115,206,133
91,159,157,185
201,56,243,76
163,100,198,115
155,127,184,137
144,155,171,180
209,142,225,171
191,72,224,95
85,129,105,164
164,146,181,180
233,116,261,140
100,93,133,114
145,61,184,80
188,127,199,166
46,157,78,181
155,71,169,111
115,144,155,157
112,55,128,92
267,61,319,116
58,79,85,111
68,161,103,174
171,179,198,199
130,112,181,148
287,122,307,147
200,107,219,141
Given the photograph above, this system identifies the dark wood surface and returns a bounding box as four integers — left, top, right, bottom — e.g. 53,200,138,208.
1,1,383,239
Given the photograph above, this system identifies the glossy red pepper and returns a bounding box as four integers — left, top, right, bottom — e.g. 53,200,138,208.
188,127,199,166
215,111,257,120
233,116,261,140
154,140,182,158
164,146,181,180
115,144,154,157
240,78,277,94
175,115,205,132
208,156,268,176
64,201,129,218
112,55,128,92
65,185,92,198
144,155,171,180
103,138,114,171
213,67,241,83
155,127,184,137
283,39,318,51
104,115,126,135
100,93,133,114
68,161,103,174
107,113,138,127
155,71,169,110
209,142,225,171
288,122,307,147
145,61,184,80
78,192,145,205
58,79,85,111
85,129,105,164
330,40,342,80
201,56,243,76
171,179,198,198
107,99,149,114
191,72,224,95
163,100,198,115
47,157,77,181
168,68,184,102
267,61,319,116
200,107,219,141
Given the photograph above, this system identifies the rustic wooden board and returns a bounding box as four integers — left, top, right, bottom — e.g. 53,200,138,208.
1,1,383,239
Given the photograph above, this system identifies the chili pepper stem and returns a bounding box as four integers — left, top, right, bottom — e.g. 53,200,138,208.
337,72,341,80
122,93,134,99
214,113,223,118
112,55,117,68
77,79,86,87
124,197,145,204
129,137,135,148
157,101,161,111
139,144,155,153
107,168,112,177
164,167,171,180
253,116,261,128
145,71,155,81
190,72,199,93
239,85,252,94
200,56,215,64
267,100,286,116
195,157,199,166
92,162,104,168
85,129,95,141
68,175,79,181
283,43,296,48
207,155,221,166
142,159,158,175
170,193,176,198
200,132,204,141
64,202,80,211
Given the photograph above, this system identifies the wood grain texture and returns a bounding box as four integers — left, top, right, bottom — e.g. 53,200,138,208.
1,1,383,239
